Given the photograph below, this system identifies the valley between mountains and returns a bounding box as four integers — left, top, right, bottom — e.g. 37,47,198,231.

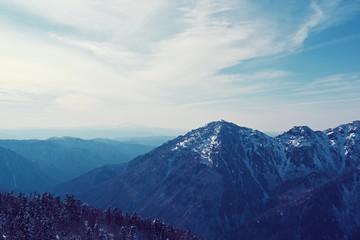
1,120,360,239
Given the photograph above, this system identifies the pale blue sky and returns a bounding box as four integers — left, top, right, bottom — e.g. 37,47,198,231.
0,0,359,131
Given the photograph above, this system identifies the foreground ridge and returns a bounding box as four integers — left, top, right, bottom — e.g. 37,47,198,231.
0,192,201,240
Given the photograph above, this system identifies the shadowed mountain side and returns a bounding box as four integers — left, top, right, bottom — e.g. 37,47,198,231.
54,164,127,196
0,147,54,193
240,168,360,240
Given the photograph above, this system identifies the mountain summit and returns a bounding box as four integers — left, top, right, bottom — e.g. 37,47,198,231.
57,120,283,239
56,120,360,240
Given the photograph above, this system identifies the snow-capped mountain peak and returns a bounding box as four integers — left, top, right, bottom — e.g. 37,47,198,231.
170,120,248,164
170,121,225,165
171,120,278,167
55,120,360,240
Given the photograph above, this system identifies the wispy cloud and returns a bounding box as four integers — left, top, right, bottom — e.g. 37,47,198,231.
0,0,359,129
293,73,360,97
290,2,325,46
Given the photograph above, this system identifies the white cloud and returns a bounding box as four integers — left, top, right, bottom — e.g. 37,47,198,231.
291,2,325,46
294,73,360,97
0,0,359,129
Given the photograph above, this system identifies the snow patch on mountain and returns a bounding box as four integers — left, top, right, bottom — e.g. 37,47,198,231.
171,122,223,165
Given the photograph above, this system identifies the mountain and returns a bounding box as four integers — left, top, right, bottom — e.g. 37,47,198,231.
0,192,200,240
0,147,53,192
275,123,359,180
55,120,360,239
56,121,285,239
0,137,154,184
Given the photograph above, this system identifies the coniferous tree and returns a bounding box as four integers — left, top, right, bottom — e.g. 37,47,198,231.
0,192,201,240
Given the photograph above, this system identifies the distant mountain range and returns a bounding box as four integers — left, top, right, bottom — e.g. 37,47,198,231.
0,137,156,191
55,120,360,240
0,125,186,140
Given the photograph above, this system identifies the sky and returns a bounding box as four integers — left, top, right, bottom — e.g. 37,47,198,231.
0,0,359,132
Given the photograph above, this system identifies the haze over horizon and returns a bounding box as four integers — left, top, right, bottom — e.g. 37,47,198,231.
1,0,359,132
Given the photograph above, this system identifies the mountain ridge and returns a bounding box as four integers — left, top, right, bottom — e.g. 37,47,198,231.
55,119,360,240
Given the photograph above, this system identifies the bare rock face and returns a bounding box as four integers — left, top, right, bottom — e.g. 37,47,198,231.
56,120,360,240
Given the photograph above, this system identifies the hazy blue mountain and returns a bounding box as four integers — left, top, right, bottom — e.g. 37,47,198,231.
0,137,155,184
0,125,187,140
0,186,7,193
115,136,176,146
0,147,53,193
55,120,360,239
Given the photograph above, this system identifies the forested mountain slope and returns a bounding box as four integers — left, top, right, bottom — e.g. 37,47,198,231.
0,192,200,240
